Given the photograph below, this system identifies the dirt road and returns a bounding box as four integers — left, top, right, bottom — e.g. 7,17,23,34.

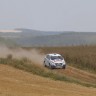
0,64,96,96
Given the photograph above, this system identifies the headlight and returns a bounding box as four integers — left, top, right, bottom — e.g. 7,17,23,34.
62,60,66,64
62,61,66,65
51,62,56,66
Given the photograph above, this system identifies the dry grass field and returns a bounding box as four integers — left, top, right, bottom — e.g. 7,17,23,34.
39,46,96,73
0,46,96,96
0,64,96,96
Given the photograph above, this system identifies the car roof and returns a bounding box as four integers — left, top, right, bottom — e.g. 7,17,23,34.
47,53,61,56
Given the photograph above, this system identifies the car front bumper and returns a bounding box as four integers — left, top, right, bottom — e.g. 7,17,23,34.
51,64,66,69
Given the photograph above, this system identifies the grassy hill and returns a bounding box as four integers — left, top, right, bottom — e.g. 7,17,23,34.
14,32,96,47
1,28,96,47
0,28,61,39
0,46,96,95
0,37,17,47
0,46,96,87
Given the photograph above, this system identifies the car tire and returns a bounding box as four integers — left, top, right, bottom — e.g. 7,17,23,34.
44,61,47,67
49,63,52,69
62,65,66,69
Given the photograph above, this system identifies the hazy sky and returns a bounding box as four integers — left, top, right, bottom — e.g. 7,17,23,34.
0,0,96,32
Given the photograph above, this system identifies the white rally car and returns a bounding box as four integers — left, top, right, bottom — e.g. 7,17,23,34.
44,53,66,69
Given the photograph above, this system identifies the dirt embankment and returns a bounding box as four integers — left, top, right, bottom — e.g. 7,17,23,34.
0,64,96,96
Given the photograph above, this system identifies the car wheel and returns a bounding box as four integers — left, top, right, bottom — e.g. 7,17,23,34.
44,61,47,67
49,63,54,69
62,65,66,69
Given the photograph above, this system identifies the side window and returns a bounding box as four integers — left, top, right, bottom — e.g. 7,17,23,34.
46,55,50,60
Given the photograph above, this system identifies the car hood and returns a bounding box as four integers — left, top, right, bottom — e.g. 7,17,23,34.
51,59,65,63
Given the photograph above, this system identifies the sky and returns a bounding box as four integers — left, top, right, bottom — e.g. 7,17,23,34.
0,0,96,32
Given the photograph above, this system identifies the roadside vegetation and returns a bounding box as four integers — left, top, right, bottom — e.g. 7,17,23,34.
0,52,96,88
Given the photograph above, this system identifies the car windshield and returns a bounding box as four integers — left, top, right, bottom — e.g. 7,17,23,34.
51,56,63,60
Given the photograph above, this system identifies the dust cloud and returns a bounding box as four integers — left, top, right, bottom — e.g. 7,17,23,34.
0,45,45,65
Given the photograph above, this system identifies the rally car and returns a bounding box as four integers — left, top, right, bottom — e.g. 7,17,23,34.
44,53,66,69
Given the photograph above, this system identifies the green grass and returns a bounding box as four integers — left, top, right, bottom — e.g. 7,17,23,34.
0,37,18,47
0,56,96,88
